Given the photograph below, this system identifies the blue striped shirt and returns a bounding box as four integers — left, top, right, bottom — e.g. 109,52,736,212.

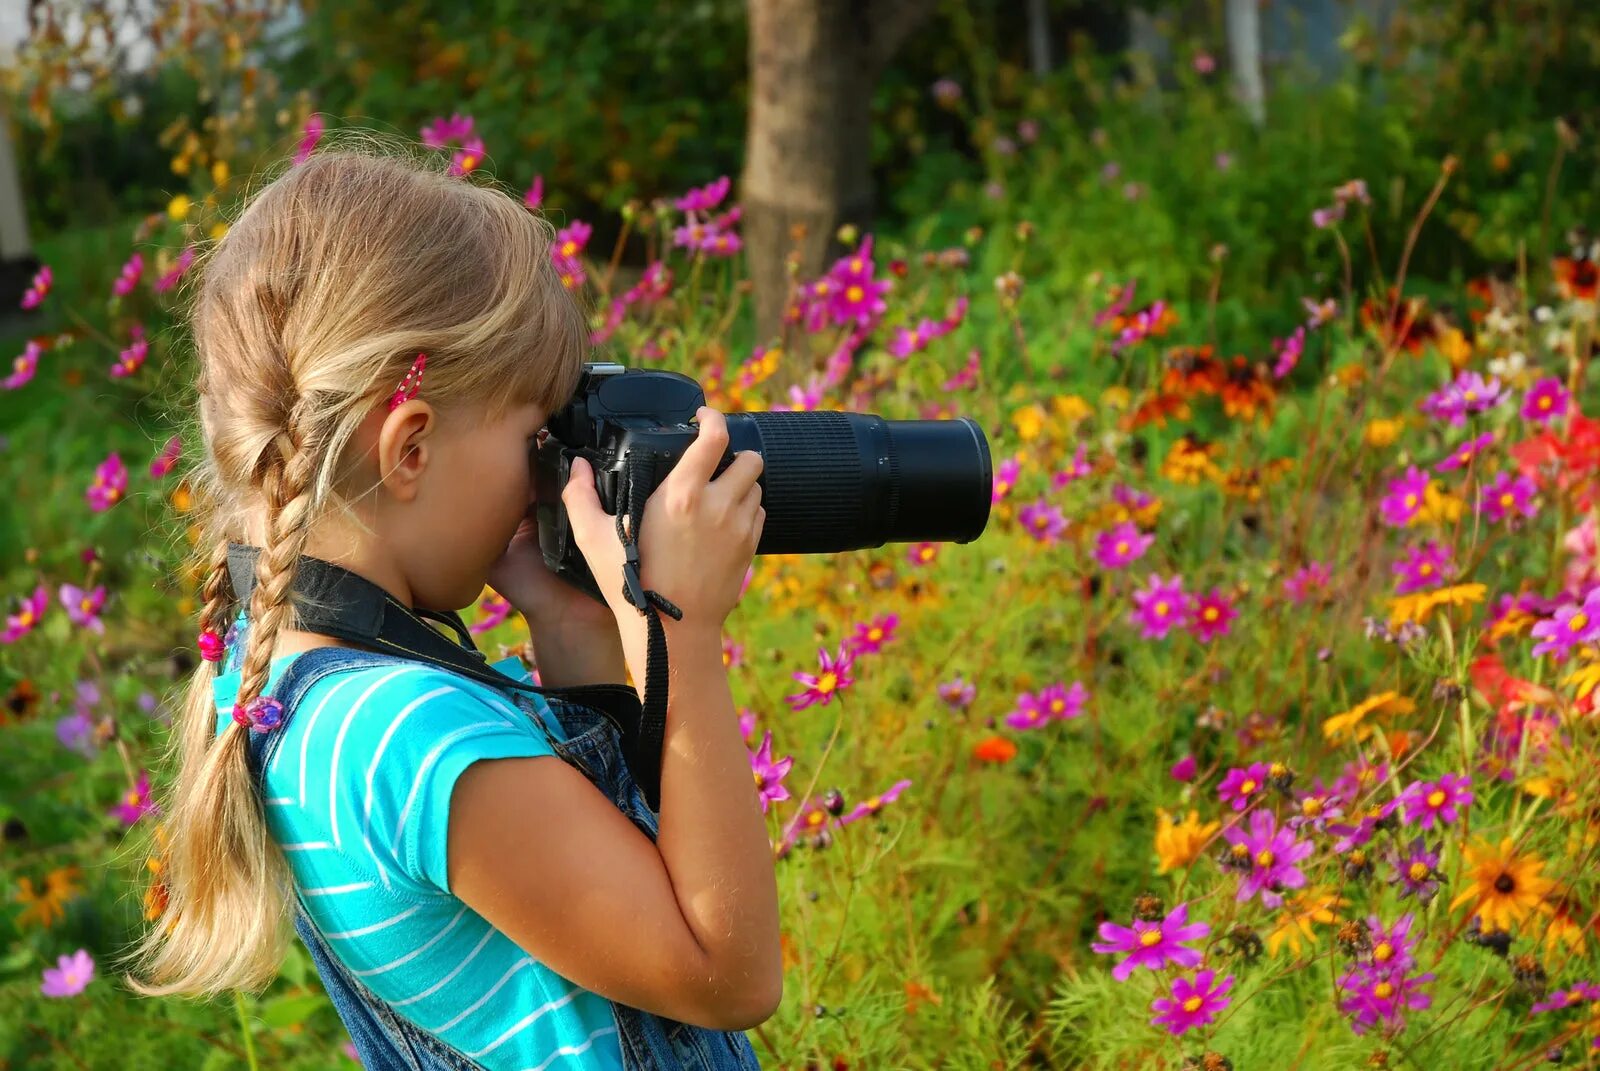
214,652,625,1071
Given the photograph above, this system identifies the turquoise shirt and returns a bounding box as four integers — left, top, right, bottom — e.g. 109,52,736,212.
214,649,626,1071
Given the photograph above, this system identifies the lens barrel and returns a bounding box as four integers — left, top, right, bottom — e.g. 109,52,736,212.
722,411,992,555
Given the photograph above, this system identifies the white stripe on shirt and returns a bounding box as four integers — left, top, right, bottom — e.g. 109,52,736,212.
281,841,332,852
467,989,583,1058
299,671,366,806
362,685,456,888
391,719,516,851
323,905,420,940
429,956,533,1033
329,668,428,847
391,926,497,1007
302,881,374,896
515,1025,620,1071
351,906,469,978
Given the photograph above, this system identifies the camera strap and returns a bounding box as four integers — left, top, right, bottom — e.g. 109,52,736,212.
223,542,667,812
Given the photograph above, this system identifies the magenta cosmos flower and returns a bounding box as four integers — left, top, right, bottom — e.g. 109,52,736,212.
1399,772,1472,830
1379,467,1429,528
1283,561,1331,603
1091,901,1210,981
907,541,940,567
1052,444,1092,490
4,339,42,390
294,113,325,165
1187,588,1237,642
839,778,912,825
787,644,856,711
748,729,794,814
150,435,182,478
1150,969,1235,1036
1521,376,1570,425
992,456,1021,503
40,949,94,997
1532,982,1600,1015
1094,521,1153,570
674,175,731,213
467,592,512,635
1217,762,1271,812
20,264,51,309
59,584,107,633
1223,808,1313,908
1337,964,1434,1036
846,613,899,656
109,770,158,825
1392,541,1454,594
109,324,148,378
1129,573,1191,640
1434,431,1494,474
85,452,128,512
1531,589,1600,659
420,111,474,148
1478,471,1539,525
154,246,195,293
937,674,976,711
1018,497,1068,544
2,585,48,642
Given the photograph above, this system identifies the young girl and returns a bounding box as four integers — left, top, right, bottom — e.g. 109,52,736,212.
123,144,779,1070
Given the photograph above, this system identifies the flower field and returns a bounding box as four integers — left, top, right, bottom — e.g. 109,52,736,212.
5,5,1600,1070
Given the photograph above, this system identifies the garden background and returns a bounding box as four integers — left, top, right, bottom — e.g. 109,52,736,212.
2,0,1600,1068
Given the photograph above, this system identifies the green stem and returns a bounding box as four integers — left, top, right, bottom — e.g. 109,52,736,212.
233,990,259,1071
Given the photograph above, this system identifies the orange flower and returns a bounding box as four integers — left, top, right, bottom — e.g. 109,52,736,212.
973,735,1018,763
1160,346,1224,398
15,865,82,929
1219,357,1277,421
1361,289,1437,354
1450,837,1554,933
905,979,943,1016
1554,255,1598,302
1323,691,1416,743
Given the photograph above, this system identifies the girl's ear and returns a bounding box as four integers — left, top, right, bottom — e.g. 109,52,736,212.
375,400,436,502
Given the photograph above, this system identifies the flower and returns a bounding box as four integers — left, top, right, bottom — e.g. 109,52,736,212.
523,174,545,209
1388,837,1443,902
293,113,325,165
1364,912,1422,973
85,452,128,512
1129,573,1191,640
1222,809,1313,908
1521,376,1570,425
1386,583,1486,627
2,585,48,643
674,175,731,213
1449,836,1554,932
839,779,912,825
906,541,940,568
787,644,856,711
1379,467,1430,527
845,613,899,656
1435,431,1494,473
109,770,158,826
14,866,83,929
1337,964,1434,1036
1016,681,1089,725
40,948,94,997
1283,561,1332,603
420,111,474,148
1323,691,1416,743
1271,327,1305,379
1218,762,1271,812
1150,969,1233,1035
1400,773,1472,830
1478,471,1539,525
1531,590,1600,659
973,735,1018,762
1531,982,1600,1015
1187,589,1237,642
1004,689,1051,731
153,246,195,293
1265,887,1345,957
1090,901,1209,981
150,435,182,478
1304,296,1339,328
467,592,513,635
937,675,975,711
58,584,107,633
4,339,42,390
748,730,794,814
20,264,51,309
109,323,148,378
1155,809,1219,873
1093,522,1153,570
991,456,1021,503
1393,541,1455,594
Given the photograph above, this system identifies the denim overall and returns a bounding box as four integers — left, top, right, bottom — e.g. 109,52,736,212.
242,646,764,1071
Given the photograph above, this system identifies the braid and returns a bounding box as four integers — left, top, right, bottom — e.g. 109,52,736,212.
196,537,236,641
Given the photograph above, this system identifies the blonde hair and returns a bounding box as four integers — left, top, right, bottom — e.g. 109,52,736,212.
122,135,588,997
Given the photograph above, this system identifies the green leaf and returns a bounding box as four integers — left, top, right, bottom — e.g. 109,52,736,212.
258,991,327,1029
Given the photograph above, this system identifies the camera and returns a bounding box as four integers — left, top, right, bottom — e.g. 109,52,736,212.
533,362,994,604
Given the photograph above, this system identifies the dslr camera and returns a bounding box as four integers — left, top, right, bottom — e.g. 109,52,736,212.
533,362,994,604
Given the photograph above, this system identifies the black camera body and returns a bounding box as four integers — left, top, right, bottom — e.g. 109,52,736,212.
533,361,993,605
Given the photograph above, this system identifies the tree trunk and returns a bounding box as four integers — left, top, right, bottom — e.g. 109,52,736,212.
1225,0,1265,125
740,0,933,343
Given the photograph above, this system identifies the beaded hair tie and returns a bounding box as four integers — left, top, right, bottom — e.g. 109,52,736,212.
232,696,284,733
389,352,427,410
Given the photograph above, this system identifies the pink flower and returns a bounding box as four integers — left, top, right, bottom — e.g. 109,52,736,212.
1187,588,1237,642
1018,497,1068,543
150,435,182,478
448,135,485,176
420,112,474,148
992,456,1021,503
1150,969,1233,1035
1434,431,1494,473
1094,521,1153,570
1052,444,1092,490
1478,471,1539,524
907,541,941,567
85,452,128,512
1563,515,1599,595
468,592,513,635
59,584,107,633
937,675,975,711
1038,680,1088,721
108,770,157,826
4,339,43,389
154,246,195,293
1218,761,1270,812
674,175,731,213
1170,754,1197,782
39,949,94,997
1005,690,1051,730
1091,901,1209,981
112,252,143,298
1398,772,1472,829
1129,573,1191,640
109,324,148,378
839,778,912,825
1522,376,1570,425
786,644,856,711
1283,561,1332,603
845,613,899,657
1303,296,1339,328
20,264,51,309
1379,467,1429,528
523,175,545,210
1271,327,1305,379
748,729,794,814
293,114,325,165
1222,809,1313,908
2,585,49,642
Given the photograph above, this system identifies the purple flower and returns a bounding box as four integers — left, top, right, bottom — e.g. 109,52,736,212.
112,252,143,298
1090,901,1209,981
1399,773,1472,830
845,613,899,656
1129,573,1191,640
20,264,51,309
1312,203,1345,229
85,452,128,512
110,323,148,378
1004,689,1051,731
1531,982,1600,1015
1038,681,1088,722
674,175,731,214
420,112,474,148
839,779,912,825
1478,471,1539,524
1379,467,1429,528
1364,913,1422,974
294,114,325,165
56,711,97,757
992,456,1021,503
154,246,195,293
1051,444,1092,490
109,770,158,826
523,175,544,209
1392,542,1455,594
1387,837,1442,903
1434,431,1495,474
786,644,856,711
468,593,512,635
1170,754,1197,782
1094,521,1153,570
58,584,107,633
1150,969,1234,1035
1337,964,1434,1036
5,340,43,390
1531,589,1600,659
39,949,94,997
150,435,182,478
1218,762,1271,812
748,730,794,815
937,674,976,711
1522,376,1570,425
1018,497,1068,544
2,584,48,643
1421,371,1504,426
1188,589,1237,643
1327,797,1401,854
1286,781,1346,834
1271,327,1305,379
1222,809,1313,908
1283,561,1332,604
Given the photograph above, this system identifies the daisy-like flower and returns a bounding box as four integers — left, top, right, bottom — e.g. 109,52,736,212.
1531,590,1600,659
1434,431,1495,474
941,349,981,392
1129,573,1191,640
109,324,148,378
1094,521,1153,570
907,541,940,567
109,769,158,826
845,613,899,656
1051,444,1093,490
1222,808,1313,908
1337,965,1434,1036
1379,467,1430,528
111,252,143,298
1387,836,1443,903
1155,809,1219,873
748,730,794,814
1400,773,1472,830
59,584,106,633
85,452,127,512
39,948,94,997
1090,901,1210,981
1271,327,1305,379
1392,541,1455,594
937,674,975,711
293,114,325,165
1363,912,1421,973
1038,681,1088,722
1304,296,1339,329
1530,982,1600,1015
1283,561,1332,603
153,246,195,293
2,585,49,643
674,175,731,213
420,112,474,148
786,644,855,711
1286,782,1346,834
1004,689,1051,731
1218,761,1271,812
20,264,51,309
838,778,912,825
1521,376,1570,425
4,339,43,390
991,456,1021,503
450,135,485,174
1187,588,1237,642
1149,969,1234,1035
1449,836,1554,933
467,592,512,635
149,435,182,479
1478,471,1539,525
1018,497,1068,543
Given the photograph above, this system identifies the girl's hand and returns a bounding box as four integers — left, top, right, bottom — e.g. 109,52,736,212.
561,406,765,635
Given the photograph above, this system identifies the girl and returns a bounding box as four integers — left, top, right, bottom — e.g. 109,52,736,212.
123,143,780,1071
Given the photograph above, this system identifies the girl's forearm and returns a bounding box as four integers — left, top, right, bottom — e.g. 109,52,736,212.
523,612,630,689
651,621,783,1006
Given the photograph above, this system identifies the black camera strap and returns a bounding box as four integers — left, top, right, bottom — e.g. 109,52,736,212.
223,542,667,812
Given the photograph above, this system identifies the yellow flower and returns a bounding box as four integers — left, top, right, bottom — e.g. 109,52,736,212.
1563,659,1600,699
1100,385,1132,411
15,865,83,929
1333,363,1367,388
1161,438,1221,484
1438,326,1472,370
1364,418,1405,448
1154,808,1220,874
1386,582,1486,627
1051,394,1092,424
1490,607,1538,643
209,222,230,241
1011,403,1047,442
211,159,230,186
1323,691,1416,743
1408,482,1465,527
1450,837,1554,933
1265,887,1345,957
167,193,192,221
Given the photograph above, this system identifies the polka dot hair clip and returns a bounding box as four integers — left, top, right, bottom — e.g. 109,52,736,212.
389,352,427,410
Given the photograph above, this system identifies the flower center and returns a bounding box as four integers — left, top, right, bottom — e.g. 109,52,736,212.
1302,798,1323,816
1154,600,1170,616
1540,396,1553,410
1495,873,1516,894
1404,493,1418,508
1182,995,1204,1013
1500,492,1515,508
817,672,837,694
80,598,94,614
1115,541,1129,556
1409,861,1430,880
846,285,864,303
1374,941,1393,962
868,628,883,642
1374,981,1395,999
1204,607,1219,621
1238,779,1257,795
1139,929,1163,947
1570,612,1590,633
561,240,578,258
1255,849,1275,867
1419,563,1433,576
1426,790,1447,807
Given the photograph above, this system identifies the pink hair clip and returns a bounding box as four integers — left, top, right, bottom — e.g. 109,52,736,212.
233,695,285,733
388,352,427,410
197,628,226,662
